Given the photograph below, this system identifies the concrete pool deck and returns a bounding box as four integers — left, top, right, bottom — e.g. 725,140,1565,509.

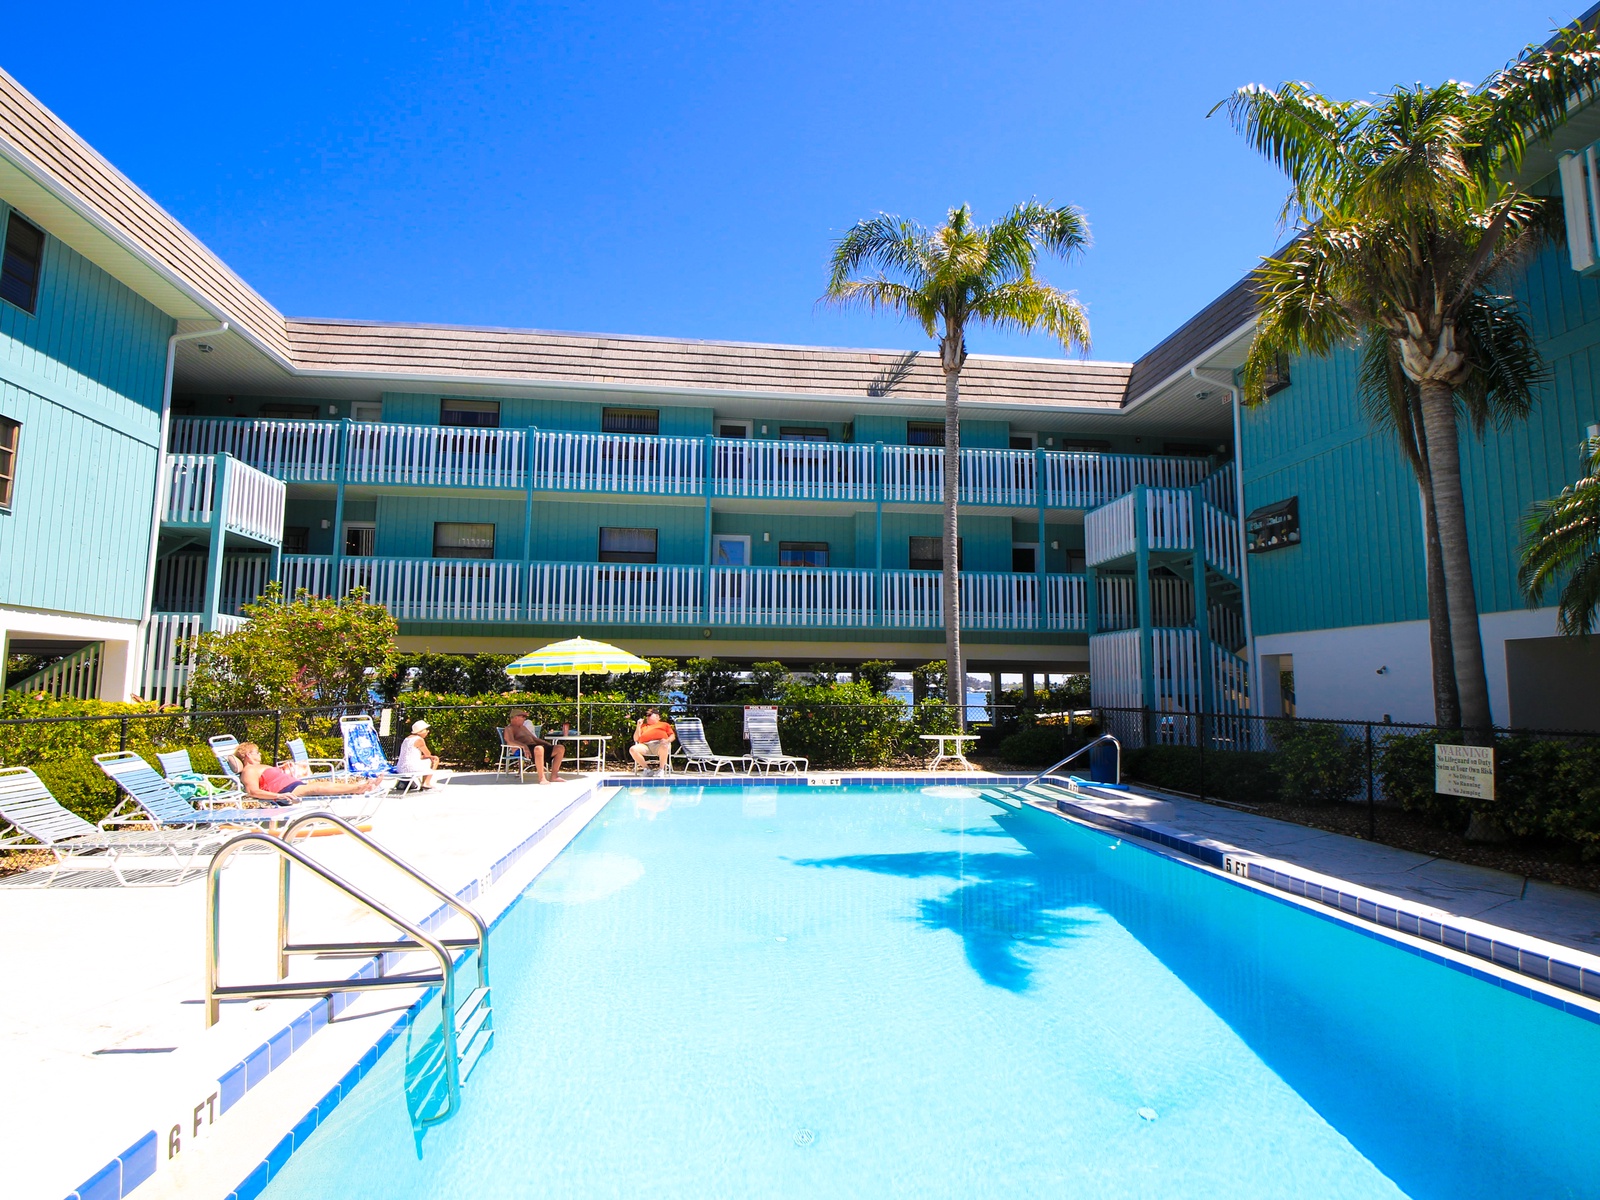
1,772,612,1200
10,768,1600,1199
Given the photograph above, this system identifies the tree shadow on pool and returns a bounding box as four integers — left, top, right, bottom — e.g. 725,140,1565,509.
790,850,1093,991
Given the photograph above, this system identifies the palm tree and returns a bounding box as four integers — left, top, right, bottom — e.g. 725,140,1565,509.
1519,434,1600,634
823,202,1091,721
1217,22,1600,734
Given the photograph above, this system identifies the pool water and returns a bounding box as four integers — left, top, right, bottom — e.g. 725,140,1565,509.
264,786,1600,1199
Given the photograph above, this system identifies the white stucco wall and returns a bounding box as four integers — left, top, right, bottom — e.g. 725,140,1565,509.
1254,607,1561,726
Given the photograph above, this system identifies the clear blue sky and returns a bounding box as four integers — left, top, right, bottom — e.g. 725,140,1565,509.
4,1,1583,362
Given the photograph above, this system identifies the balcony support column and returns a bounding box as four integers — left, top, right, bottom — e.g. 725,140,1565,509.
1085,565,1099,636
201,453,233,633
1134,486,1154,712
874,442,884,627
269,543,282,588
330,420,350,601
1035,446,1047,631
702,435,714,624
523,426,537,623
1192,488,1212,727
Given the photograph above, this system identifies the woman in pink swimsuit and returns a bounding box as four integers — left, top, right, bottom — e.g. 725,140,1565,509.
232,743,375,804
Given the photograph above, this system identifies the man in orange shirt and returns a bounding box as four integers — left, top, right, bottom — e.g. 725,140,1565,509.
629,707,675,774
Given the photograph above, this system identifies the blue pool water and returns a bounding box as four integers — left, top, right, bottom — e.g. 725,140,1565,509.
264,786,1600,1199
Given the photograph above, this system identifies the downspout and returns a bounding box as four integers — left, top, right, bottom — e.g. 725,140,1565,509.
1192,367,1259,715
135,321,228,694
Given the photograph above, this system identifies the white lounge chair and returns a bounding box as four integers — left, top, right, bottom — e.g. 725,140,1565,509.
745,708,807,775
155,747,242,807
94,751,385,829
0,767,233,886
281,737,350,780
673,717,749,774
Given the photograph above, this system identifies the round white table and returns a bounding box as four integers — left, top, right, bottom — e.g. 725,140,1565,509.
553,734,611,774
920,733,981,771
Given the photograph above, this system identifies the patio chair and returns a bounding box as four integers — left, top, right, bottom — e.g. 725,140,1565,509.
155,747,242,808
672,717,749,774
93,751,321,830
744,708,807,775
495,727,529,781
0,767,233,887
341,716,447,793
281,737,352,781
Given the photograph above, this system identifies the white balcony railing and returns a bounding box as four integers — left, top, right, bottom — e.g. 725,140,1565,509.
346,425,526,489
961,449,1037,506
528,563,704,625
1043,452,1209,508
154,553,276,616
530,431,704,495
170,418,340,482
709,566,875,627
880,446,944,503
1201,500,1242,581
162,454,286,544
961,572,1038,630
712,439,874,501
1044,573,1087,631
1084,491,1138,567
340,557,523,621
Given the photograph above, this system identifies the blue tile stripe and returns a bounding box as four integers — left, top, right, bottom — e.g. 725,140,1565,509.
1029,781,1600,1016
68,779,601,1200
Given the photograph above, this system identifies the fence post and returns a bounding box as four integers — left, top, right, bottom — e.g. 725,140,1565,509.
1197,710,1206,801
273,710,282,766
1365,722,1375,841
120,715,128,752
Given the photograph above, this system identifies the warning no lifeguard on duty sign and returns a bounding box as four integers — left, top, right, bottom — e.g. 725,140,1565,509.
1435,744,1496,801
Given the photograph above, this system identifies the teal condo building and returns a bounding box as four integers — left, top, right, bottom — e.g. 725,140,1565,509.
1,17,1597,730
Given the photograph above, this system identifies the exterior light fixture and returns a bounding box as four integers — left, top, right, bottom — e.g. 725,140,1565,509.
320,519,331,530
196,343,213,354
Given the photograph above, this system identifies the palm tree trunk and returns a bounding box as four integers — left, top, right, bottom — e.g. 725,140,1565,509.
1419,474,1460,727
942,368,964,727
1416,378,1493,737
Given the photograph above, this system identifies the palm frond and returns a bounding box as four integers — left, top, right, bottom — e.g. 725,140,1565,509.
969,280,1091,353
1477,22,1600,171
1356,331,1425,470
1519,438,1600,633
825,216,930,294
1210,82,1366,221
1453,292,1546,431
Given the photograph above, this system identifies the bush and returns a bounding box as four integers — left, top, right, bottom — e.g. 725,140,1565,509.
1376,729,1470,828
994,725,1081,767
1124,745,1281,807
1272,722,1365,805
771,682,905,768
853,660,896,695
396,692,651,767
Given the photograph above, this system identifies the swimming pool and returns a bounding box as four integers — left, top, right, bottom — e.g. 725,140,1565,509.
262,784,1600,1199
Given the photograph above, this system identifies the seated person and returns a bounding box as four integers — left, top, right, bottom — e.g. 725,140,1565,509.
505,709,565,783
396,720,443,789
629,708,675,773
232,742,376,804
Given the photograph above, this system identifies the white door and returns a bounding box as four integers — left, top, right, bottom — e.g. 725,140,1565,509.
712,534,751,566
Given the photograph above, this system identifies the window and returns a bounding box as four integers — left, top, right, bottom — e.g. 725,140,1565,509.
1011,545,1037,573
260,402,320,419
1065,549,1087,574
433,522,494,559
282,526,309,554
909,536,962,571
907,421,945,446
344,523,376,557
1009,435,1034,450
603,407,659,435
780,541,828,568
0,417,18,510
1058,438,1111,453
1,212,44,314
440,399,501,428
599,526,657,563
712,534,751,565
717,421,750,439
1162,442,1212,458
779,426,829,443
1261,353,1291,396
350,402,383,422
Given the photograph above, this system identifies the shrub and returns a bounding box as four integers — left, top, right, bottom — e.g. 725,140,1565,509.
747,661,789,702
682,658,740,706
1124,745,1281,807
853,660,896,695
1272,722,1365,805
772,682,905,768
994,725,1080,767
1376,730,1470,829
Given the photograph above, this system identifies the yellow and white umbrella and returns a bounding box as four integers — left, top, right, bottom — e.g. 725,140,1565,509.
504,637,651,733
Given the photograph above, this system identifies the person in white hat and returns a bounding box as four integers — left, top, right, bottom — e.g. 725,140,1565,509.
396,719,442,789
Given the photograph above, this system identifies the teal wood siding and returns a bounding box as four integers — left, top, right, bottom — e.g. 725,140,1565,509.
0,202,173,620
0,379,157,619
374,496,525,558
1241,229,1600,637
709,512,858,567
380,392,713,434
1043,522,1082,572
876,512,1012,571
525,499,702,563
851,415,1012,447
283,498,337,555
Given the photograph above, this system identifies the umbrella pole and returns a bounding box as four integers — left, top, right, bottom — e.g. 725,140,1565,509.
576,672,582,736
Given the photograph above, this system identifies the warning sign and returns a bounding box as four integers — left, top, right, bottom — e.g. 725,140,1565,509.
1435,744,1495,801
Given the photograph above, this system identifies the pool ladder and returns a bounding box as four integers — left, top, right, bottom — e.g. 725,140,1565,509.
978,733,1122,810
204,811,495,1130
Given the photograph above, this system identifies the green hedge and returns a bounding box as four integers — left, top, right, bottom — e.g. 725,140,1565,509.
1123,744,1283,807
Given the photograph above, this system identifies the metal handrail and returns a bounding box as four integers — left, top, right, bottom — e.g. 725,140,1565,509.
1019,733,1121,790
278,811,489,989
205,831,465,1121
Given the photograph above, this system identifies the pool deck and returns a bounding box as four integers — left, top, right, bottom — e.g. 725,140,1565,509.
10,768,1600,1200
1,772,612,1200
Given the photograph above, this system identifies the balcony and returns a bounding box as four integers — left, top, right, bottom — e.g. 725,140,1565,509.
162,453,286,546
1084,486,1242,580
254,555,1092,631
169,417,1212,509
